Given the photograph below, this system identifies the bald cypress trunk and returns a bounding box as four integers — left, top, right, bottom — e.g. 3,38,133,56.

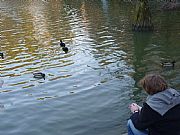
132,0,154,32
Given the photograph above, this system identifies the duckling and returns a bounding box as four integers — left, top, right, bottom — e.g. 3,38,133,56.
59,40,65,47
161,60,176,68
0,52,4,59
33,72,45,80
62,47,68,53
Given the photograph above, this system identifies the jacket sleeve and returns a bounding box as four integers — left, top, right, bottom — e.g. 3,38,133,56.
130,103,161,130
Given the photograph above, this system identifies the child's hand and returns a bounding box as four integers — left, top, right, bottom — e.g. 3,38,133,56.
129,103,140,113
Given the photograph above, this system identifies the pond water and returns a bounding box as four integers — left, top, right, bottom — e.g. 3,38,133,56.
0,0,180,135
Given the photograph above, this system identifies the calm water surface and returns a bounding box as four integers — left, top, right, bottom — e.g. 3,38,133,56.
0,0,180,135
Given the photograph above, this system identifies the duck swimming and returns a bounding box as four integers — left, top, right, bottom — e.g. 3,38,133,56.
62,47,68,53
60,40,65,47
0,52,4,59
161,60,176,68
33,72,45,80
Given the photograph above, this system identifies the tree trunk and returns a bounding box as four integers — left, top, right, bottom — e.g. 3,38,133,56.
132,0,154,32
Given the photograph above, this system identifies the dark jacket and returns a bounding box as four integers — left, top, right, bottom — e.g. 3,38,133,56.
130,88,180,135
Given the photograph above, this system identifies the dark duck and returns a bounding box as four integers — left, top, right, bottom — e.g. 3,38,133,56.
33,72,45,80
59,40,68,53
161,60,176,69
62,47,68,53
59,40,66,47
0,52,4,59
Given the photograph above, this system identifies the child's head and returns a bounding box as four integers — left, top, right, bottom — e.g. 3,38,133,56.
139,74,168,95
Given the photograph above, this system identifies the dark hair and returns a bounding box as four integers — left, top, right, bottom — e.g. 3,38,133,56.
139,74,168,95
